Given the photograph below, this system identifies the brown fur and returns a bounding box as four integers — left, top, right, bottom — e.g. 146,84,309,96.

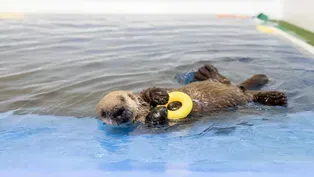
168,81,254,113
96,64,287,126
96,90,151,125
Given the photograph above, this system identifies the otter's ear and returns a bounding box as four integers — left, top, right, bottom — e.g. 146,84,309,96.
239,85,247,92
119,95,126,102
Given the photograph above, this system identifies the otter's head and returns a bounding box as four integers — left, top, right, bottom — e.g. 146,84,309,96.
96,90,147,126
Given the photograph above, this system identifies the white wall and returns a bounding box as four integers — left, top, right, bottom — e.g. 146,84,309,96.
0,0,282,19
283,0,314,32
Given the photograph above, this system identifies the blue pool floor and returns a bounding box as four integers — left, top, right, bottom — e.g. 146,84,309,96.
1,15,314,176
1,110,314,176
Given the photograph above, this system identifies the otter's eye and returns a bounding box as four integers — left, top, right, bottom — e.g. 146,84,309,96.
119,96,125,102
101,110,107,117
128,94,136,101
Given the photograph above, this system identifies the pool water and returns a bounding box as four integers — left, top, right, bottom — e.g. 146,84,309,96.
1,15,314,176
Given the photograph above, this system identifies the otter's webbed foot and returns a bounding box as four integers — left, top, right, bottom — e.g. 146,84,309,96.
194,64,231,84
145,106,169,127
140,87,169,107
239,74,269,90
254,91,288,107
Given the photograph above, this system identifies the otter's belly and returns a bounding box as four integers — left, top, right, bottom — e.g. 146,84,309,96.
174,81,252,113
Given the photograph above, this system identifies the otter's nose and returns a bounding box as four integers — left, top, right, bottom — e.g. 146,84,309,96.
111,107,133,124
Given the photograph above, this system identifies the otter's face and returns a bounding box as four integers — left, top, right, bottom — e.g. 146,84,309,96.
96,91,141,126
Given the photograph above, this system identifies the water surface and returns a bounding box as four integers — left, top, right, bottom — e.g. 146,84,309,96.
1,15,314,176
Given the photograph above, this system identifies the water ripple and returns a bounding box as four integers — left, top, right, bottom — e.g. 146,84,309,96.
0,14,314,118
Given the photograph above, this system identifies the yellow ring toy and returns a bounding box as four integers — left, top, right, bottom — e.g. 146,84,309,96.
162,91,193,120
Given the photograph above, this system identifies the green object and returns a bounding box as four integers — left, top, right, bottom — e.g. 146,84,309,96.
257,13,269,22
274,20,314,46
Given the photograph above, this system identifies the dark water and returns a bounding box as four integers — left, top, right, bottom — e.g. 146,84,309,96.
1,15,314,176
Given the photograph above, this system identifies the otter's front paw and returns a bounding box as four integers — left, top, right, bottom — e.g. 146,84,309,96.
141,87,169,107
254,91,288,107
145,106,168,127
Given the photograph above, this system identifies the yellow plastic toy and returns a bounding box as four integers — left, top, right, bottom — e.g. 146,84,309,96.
256,25,274,34
0,13,24,19
162,91,193,120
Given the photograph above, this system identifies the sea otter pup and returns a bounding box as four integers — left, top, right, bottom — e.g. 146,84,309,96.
96,64,287,127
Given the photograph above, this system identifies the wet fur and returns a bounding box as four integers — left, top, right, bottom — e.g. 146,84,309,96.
96,64,287,126
96,91,150,125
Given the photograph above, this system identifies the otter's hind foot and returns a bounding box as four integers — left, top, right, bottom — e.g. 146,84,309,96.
193,64,231,84
253,91,287,107
240,74,269,90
